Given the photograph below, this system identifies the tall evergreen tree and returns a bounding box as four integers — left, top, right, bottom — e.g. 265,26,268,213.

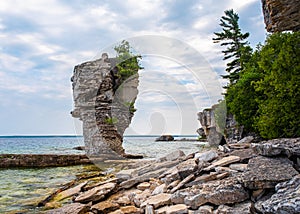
213,9,252,86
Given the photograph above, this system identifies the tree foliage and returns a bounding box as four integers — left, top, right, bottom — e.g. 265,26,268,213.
114,40,142,82
213,9,252,86
254,32,300,138
225,32,300,138
225,50,263,131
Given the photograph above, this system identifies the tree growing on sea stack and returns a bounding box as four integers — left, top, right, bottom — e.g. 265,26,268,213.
213,9,252,87
114,40,143,83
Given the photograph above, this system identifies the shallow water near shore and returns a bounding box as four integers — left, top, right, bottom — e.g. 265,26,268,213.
0,136,206,213
0,165,99,213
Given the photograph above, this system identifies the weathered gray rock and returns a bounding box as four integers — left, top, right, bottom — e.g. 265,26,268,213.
156,135,174,142
120,168,167,189
204,156,241,171
145,204,155,214
140,193,172,209
197,105,225,146
184,177,249,209
161,169,181,185
131,189,151,207
229,164,248,172
228,143,250,150
71,53,139,157
196,127,206,139
252,138,300,157
0,154,91,168
159,150,185,162
135,160,180,177
218,145,231,153
197,205,214,214
54,181,88,201
170,174,195,193
215,201,252,214
257,175,300,214
228,149,257,162
214,167,237,174
167,180,181,190
237,136,254,144
261,0,300,32
45,203,90,214
242,156,298,189
186,172,229,187
171,189,193,204
116,169,136,182
194,150,218,162
152,183,167,195
74,182,116,203
176,159,197,179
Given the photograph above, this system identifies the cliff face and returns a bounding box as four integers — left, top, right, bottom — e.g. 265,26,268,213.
71,53,138,159
198,105,243,145
262,0,300,32
197,105,224,146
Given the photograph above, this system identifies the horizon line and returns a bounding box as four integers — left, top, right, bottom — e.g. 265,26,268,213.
0,134,198,138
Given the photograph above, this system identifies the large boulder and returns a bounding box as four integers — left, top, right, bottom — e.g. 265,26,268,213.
257,175,300,214
242,156,299,189
155,135,174,142
252,138,300,157
184,176,249,209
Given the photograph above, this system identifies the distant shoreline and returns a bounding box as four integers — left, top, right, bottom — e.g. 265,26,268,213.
0,135,199,138
0,135,83,138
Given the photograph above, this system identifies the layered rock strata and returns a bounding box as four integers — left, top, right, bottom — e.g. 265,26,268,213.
262,0,300,32
71,53,138,159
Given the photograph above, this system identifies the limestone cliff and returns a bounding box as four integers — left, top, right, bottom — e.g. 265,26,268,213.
197,104,243,145
71,53,138,159
197,104,225,146
262,0,300,32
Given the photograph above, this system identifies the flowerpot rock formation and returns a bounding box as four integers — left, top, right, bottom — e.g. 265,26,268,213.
71,53,138,160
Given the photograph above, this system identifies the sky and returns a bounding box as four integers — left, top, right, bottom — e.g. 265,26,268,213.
0,0,267,136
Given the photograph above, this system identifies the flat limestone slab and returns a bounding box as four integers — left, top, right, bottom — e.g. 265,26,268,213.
242,156,298,189
204,155,241,171
0,154,91,168
140,193,172,209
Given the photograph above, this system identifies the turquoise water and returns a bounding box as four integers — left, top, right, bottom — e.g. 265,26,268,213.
0,165,93,213
0,136,84,155
0,136,205,213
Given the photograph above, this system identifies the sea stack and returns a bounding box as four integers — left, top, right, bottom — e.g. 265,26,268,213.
71,53,139,160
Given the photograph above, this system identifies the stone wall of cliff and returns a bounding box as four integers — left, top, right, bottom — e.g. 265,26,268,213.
71,53,138,159
262,0,300,32
197,104,243,145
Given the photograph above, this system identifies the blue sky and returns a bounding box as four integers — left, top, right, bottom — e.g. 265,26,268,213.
0,0,267,135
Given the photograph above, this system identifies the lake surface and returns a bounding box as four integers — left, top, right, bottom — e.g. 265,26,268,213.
0,136,205,213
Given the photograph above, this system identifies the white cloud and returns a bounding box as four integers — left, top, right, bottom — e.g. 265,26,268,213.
0,53,35,73
0,0,266,134
228,0,259,11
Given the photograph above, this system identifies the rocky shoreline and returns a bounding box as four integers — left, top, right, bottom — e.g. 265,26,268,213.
41,137,300,214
